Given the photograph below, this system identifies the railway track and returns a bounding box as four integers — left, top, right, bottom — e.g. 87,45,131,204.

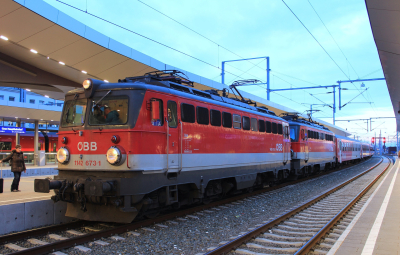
205,156,392,255
0,157,379,255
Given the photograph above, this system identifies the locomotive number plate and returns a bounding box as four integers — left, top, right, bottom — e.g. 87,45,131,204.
74,160,101,167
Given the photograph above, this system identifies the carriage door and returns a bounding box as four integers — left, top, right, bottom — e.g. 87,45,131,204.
338,140,342,163
166,101,179,172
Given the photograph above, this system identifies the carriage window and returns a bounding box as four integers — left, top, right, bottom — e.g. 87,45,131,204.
243,116,250,130
210,109,221,126
259,120,265,132
266,121,272,133
277,124,283,134
0,142,11,151
197,106,209,125
233,114,241,129
222,112,232,128
251,118,258,131
272,122,278,134
62,99,87,127
181,103,195,123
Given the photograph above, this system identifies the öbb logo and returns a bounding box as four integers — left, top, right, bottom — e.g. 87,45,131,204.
77,142,97,151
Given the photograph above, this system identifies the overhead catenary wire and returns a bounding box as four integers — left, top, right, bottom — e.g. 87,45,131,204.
54,0,251,82
307,0,360,79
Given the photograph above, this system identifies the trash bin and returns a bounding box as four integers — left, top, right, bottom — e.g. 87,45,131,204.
38,151,45,166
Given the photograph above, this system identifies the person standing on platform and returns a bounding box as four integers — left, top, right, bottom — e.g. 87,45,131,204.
0,145,26,192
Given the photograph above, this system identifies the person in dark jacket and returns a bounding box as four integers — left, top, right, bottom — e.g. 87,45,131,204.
104,106,121,124
0,144,26,192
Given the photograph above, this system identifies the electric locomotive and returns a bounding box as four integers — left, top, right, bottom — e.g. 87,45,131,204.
34,71,293,223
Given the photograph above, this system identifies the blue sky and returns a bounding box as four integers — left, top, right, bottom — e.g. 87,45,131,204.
43,0,397,145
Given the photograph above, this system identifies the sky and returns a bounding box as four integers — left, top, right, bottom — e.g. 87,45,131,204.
43,0,397,145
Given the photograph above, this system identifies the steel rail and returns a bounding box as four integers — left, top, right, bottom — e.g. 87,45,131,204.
5,157,376,255
0,221,88,246
295,156,392,254
205,157,386,255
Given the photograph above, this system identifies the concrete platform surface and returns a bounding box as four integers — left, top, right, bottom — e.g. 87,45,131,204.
0,175,53,205
329,158,400,255
1,164,58,178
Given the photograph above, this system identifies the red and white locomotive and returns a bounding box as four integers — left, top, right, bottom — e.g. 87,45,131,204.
34,71,374,223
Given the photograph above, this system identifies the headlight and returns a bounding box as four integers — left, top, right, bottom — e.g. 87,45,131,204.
82,79,92,90
57,147,70,164
106,146,121,165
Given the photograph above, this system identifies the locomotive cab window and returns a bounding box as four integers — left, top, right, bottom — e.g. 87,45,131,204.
266,121,272,133
210,109,221,126
168,101,178,128
222,112,232,128
181,103,195,123
272,122,278,134
62,99,87,127
233,114,241,129
242,116,250,130
251,118,258,131
197,106,209,125
290,126,299,142
89,96,128,125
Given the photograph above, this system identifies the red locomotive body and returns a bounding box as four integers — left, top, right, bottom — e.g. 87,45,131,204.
34,71,374,223
283,115,336,175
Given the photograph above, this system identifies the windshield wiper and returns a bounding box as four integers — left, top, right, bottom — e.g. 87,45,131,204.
92,90,112,109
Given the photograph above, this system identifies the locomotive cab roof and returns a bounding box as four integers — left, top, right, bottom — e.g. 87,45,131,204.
71,71,280,119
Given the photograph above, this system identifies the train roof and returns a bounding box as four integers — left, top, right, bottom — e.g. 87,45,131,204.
335,135,363,143
67,76,289,123
281,114,333,133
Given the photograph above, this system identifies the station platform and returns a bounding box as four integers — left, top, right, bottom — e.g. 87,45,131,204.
0,175,53,205
0,164,58,178
329,157,400,255
0,174,72,235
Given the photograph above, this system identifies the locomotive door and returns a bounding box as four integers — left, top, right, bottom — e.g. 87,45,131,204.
166,101,179,172
283,125,289,163
301,129,309,161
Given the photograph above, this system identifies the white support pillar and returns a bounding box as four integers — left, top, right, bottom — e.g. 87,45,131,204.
16,119,21,145
34,120,39,166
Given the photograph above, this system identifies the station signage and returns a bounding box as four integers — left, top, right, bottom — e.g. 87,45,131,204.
0,126,26,134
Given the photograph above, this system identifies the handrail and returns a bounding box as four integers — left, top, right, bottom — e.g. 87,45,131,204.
166,117,169,174
179,120,183,173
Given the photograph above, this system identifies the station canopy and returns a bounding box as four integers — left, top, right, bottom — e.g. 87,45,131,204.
0,0,350,136
366,0,400,131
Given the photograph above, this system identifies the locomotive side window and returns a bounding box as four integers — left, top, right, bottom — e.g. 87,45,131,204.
242,116,250,130
266,121,272,133
251,118,258,131
272,122,278,134
290,126,299,142
62,99,87,127
277,124,283,135
210,109,221,126
181,103,195,123
197,106,209,125
89,96,128,125
151,99,163,126
258,120,265,132
308,130,311,139
233,114,241,129
167,101,178,128
222,112,232,128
